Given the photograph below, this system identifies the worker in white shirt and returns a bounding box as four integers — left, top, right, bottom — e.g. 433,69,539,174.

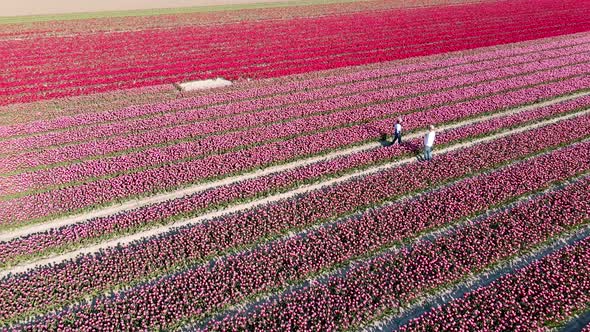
424,125,436,161
392,118,402,145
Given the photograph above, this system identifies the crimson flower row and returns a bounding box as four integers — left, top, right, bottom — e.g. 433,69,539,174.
0,0,493,39
1,0,521,38
8,14,585,107
3,0,589,104
4,9,454,82
0,7,569,91
1,115,588,323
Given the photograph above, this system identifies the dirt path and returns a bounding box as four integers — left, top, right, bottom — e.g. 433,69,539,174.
0,0,311,17
3,90,589,243
3,105,589,277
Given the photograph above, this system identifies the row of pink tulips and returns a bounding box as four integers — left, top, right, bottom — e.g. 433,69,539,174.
4,58,590,194
0,84,183,127
202,175,590,332
398,236,590,331
1,91,588,267
2,31,587,139
2,73,590,225
1,115,588,323
3,40,588,156
13,145,590,331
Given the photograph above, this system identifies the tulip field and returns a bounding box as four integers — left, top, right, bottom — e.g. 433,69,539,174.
1,0,590,330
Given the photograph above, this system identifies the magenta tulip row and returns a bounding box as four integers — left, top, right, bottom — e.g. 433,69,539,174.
2,3,563,81
3,40,588,156
202,176,590,332
3,71,590,226
0,0,537,39
13,142,590,331
4,0,590,105
0,8,560,89
2,31,585,134
399,236,590,331
0,92,587,266
2,31,588,140
1,116,588,324
4,58,590,197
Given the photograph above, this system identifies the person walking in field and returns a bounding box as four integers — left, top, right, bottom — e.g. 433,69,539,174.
392,118,402,145
424,125,436,161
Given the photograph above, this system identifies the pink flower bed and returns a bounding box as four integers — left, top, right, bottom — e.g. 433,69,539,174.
14,148,590,330
1,92,588,266
2,74,590,224
399,237,590,331
202,176,590,332
3,56,590,189
1,116,589,324
1,0,590,105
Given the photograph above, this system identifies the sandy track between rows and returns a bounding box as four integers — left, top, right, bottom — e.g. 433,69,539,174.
1,0,307,17
2,103,589,277
3,90,589,243
0,0,493,19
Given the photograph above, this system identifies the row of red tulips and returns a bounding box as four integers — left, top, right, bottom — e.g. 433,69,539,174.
0,0,496,39
1,114,588,324
0,0,490,39
1,2,576,84
2,0,589,104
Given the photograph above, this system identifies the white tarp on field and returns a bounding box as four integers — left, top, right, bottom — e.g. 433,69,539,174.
177,78,232,91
